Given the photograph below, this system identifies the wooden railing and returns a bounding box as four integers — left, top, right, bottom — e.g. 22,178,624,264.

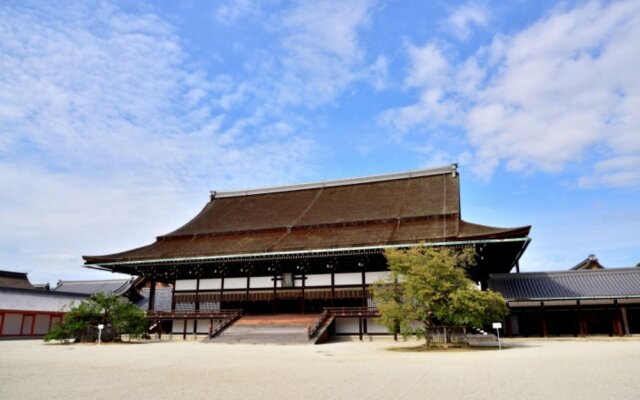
147,309,243,320
307,309,331,338
324,307,380,317
209,310,243,339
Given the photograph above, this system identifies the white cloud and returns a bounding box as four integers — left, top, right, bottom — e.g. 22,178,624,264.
214,0,264,25
380,0,640,187
445,2,490,40
267,0,381,108
0,2,316,283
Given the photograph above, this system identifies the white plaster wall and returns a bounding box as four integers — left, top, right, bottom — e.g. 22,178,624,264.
33,315,50,335
2,314,21,335
581,299,614,305
223,277,247,289
365,271,391,284
335,318,360,334
250,276,274,289
21,316,33,335
334,272,363,286
618,299,640,305
544,300,578,307
172,319,196,334
366,319,389,334
199,278,221,290
175,279,198,291
305,273,332,287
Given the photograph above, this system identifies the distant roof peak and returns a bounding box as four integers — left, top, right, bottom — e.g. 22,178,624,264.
211,164,458,199
570,254,605,270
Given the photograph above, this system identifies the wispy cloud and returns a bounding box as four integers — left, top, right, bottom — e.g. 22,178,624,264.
445,2,490,40
380,0,640,187
0,1,318,283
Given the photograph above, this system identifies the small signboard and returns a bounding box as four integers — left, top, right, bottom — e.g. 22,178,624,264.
282,273,293,288
492,322,502,350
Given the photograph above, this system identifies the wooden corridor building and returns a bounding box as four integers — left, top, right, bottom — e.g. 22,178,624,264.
489,258,640,337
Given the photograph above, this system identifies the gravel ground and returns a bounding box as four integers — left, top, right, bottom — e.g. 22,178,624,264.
1,337,639,400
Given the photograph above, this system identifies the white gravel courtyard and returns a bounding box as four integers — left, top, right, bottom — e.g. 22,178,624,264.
1,338,639,400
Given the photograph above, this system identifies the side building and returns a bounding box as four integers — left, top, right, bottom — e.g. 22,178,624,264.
83,165,531,338
0,270,86,338
489,255,640,337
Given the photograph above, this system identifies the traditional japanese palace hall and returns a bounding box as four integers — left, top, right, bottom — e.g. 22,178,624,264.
82,165,639,340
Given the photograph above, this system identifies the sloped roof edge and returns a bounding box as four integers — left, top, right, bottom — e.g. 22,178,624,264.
85,237,529,267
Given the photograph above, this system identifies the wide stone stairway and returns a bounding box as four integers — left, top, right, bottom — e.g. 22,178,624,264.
212,314,320,344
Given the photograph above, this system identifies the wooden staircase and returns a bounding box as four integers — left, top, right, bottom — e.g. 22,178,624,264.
212,314,320,344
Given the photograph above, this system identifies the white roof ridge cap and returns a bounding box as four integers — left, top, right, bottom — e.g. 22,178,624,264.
211,164,457,198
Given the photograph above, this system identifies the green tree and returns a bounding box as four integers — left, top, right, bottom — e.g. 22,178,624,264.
372,246,508,347
45,292,147,343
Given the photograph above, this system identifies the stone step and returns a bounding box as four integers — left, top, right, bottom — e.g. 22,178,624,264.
212,315,316,344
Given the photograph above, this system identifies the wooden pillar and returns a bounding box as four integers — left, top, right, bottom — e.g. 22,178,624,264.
620,306,630,336
158,321,162,340
578,301,587,337
541,302,548,337
148,280,157,311
219,275,225,309
0,312,4,337
171,280,176,311
506,314,513,337
301,272,306,314
193,279,200,335
30,314,36,336
208,319,213,338
330,271,335,307
245,272,250,315
272,273,278,315
361,265,367,307
195,279,201,311
358,317,363,341
182,319,187,340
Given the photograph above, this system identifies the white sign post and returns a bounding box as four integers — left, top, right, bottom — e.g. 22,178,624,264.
492,322,502,350
97,324,104,345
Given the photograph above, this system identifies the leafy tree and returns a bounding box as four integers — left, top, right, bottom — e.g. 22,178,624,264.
636,262,640,267
372,246,508,347
45,292,147,343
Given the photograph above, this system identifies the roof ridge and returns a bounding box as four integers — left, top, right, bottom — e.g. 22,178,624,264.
491,267,640,279
211,164,457,199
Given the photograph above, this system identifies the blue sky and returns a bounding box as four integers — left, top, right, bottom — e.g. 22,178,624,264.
1,0,638,285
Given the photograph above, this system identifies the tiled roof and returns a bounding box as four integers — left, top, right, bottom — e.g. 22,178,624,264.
0,270,34,289
0,287,87,312
569,254,605,270
53,279,135,295
137,288,173,311
84,165,530,264
488,268,640,300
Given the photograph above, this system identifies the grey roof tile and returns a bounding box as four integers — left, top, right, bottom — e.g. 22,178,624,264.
488,268,640,300
0,287,87,312
53,279,134,295
137,288,173,311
